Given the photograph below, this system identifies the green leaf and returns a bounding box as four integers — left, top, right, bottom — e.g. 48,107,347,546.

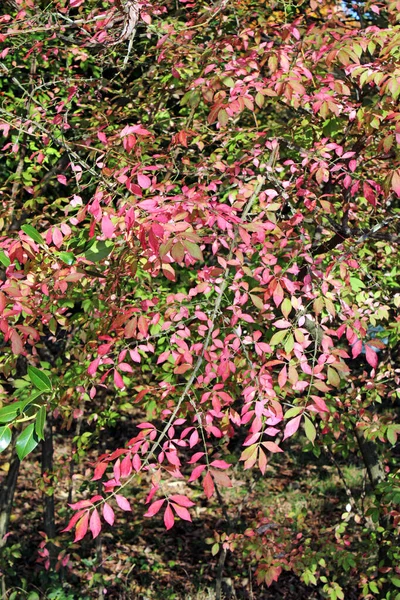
269,330,287,346
386,424,400,446
182,240,203,262
58,251,76,265
0,401,24,424
28,366,52,392
0,426,12,452
84,240,113,263
304,415,316,445
21,224,44,245
350,277,365,292
284,407,302,419
391,576,400,588
35,406,46,441
16,423,39,460
0,250,10,267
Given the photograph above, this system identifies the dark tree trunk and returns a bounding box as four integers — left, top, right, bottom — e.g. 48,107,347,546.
42,414,56,542
0,435,20,549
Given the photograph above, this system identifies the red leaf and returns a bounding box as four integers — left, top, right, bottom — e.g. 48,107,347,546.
209,460,231,469
92,462,108,481
171,503,192,522
144,499,165,517
10,330,24,355
115,495,131,511
351,340,363,359
74,511,89,542
188,464,206,482
62,509,86,533
169,495,195,507
283,415,302,440
203,471,215,499
88,358,100,376
163,504,175,530
114,369,125,389
312,397,329,413
89,508,101,539
68,500,93,510
103,503,115,526
365,344,378,369
121,455,132,478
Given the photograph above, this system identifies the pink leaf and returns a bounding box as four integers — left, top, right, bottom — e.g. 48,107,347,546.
74,512,89,542
365,344,378,369
114,369,125,389
101,214,115,239
88,358,100,376
138,173,151,189
52,227,63,248
68,500,93,510
118,362,133,373
312,397,329,413
163,504,175,530
129,348,141,363
98,132,108,145
103,503,115,526
62,509,86,533
169,495,195,507
188,464,206,482
57,175,67,185
144,498,165,517
283,415,302,440
391,170,400,196
89,508,101,539
121,455,132,478
115,495,131,511
209,460,231,469
262,441,284,453
171,503,192,522
92,462,108,481
352,340,363,359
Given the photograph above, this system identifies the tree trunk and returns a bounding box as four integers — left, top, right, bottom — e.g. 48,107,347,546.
42,414,56,541
0,434,20,549
353,426,385,489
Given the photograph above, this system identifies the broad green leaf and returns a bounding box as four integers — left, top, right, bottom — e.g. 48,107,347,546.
182,240,203,261
0,401,24,424
284,333,294,354
304,415,316,445
84,240,113,262
0,426,12,452
58,251,76,265
35,405,46,441
16,423,39,460
269,330,287,345
284,407,302,419
327,366,340,387
28,366,52,392
350,277,365,292
0,250,10,267
21,224,44,244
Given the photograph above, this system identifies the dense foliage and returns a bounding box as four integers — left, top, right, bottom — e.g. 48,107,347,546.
0,0,399,598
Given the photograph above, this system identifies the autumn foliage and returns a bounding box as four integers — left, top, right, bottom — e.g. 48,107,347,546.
0,0,399,597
